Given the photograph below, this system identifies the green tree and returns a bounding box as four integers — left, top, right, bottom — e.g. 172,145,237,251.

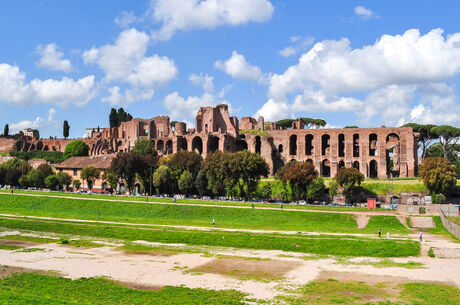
63,120,70,139
26,169,46,188
109,108,118,128
80,166,101,191
344,125,359,128
195,170,209,196
56,171,72,190
178,170,194,197
72,179,81,190
153,165,172,195
162,150,203,194
63,140,89,159
276,119,295,129
308,177,325,202
233,151,269,199
334,167,364,203
419,157,457,196
425,143,459,162
201,151,227,196
37,163,54,177
3,124,8,136
133,139,157,155
45,175,59,189
328,180,338,200
259,183,272,200
110,151,144,194
299,118,327,128
430,125,460,159
281,161,318,202
1,158,31,186
102,171,118,194
402,123,439,160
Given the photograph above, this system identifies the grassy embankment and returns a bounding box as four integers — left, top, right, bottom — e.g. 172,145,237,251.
0,217,419,257
0,194,409,234
0,271,247,305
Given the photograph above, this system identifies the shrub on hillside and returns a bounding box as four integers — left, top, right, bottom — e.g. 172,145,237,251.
63,140,89,159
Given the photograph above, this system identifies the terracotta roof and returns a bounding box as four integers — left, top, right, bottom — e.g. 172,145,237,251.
54,156,113,169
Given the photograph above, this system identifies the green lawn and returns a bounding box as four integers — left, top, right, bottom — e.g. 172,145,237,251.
0,272,247,305
0,217,419,257
0,194,409,234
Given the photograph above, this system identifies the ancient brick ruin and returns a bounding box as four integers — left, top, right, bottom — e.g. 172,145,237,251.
0,104,418,178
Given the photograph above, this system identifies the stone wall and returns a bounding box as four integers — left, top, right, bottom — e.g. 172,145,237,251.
440,205,460,239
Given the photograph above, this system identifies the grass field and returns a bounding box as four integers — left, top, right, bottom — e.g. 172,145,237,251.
0,217,419,257
0,194,410,234
0,271,247,305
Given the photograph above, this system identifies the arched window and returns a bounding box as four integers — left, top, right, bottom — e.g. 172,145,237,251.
305,134,313,155
353,134,360,157
289,135,297,155
321,134,330,156
192,137,203,155
338,134,345,157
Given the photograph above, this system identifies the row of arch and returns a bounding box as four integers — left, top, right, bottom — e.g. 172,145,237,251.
287,133,398,157
294,159,378,178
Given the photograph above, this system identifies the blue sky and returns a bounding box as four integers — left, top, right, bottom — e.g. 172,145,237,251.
1,0,460,138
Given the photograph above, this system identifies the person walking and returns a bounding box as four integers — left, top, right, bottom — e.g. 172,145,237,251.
212,218,215,226
378,228,381,238
387,232,390,239
281,203,283,210
251,203,254,209
419,231,423,242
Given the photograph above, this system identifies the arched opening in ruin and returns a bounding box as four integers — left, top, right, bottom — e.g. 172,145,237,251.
207,136,219,153
353,134,360,157
306,159,313,165
178,138,187,151
369,160,378,178
369,133,378,156
30,144,36,150
149,121,157,139
338,160,345,169
37,142,43,150
156,140,164,152
353,161,360,171
166,140,173,154
289,135,297,155
386,133,400,177
235,139,248,151
321,159,331,177
255,136,261,154
278,144,283,153
338,134,345,157
43,145,49,151
305,134,313,155
321,134,330,156
192,137,203,155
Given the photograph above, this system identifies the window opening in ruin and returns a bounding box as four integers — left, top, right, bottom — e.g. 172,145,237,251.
306,159,313,165
369,133,378,156
353,161,360,171
353,134,360,157
369,160,378,178
321,159,331,177
179,138,187,151
338,160,345,169
192,137,203,155
289,135,297,155
255,136,261,154
235,139,248,151
156,140,164,152
338,134,345,157
166,140,173,154
278,144,283,153
305,134,313,155
321,134,330,156
208,136,219,153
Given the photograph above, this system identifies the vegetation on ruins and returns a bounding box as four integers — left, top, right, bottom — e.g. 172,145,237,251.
109,107,133,128
418,157,457,196
276,118,327,129
9,150,65,163
62,120,70,139
63,140,89,159
238,129,271,137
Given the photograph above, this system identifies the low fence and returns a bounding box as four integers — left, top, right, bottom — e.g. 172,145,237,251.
440,205,460,239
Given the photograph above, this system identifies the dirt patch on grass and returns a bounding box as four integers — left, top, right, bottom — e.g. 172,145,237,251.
116,280,163,291
0,239,39,247
0,265,59,279
190,257,301,281
356,215,370,229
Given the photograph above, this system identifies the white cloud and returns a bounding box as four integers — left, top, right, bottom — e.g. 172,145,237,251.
10,108,58,134
163,91,228,121
35,43,72,72
279,36,315,57
148,0,274,40
215,50,263,81
189,73,214,92
354,6,373,19
102,86,154,106
0,63,96,108
82,28,178,88
114,11,139,28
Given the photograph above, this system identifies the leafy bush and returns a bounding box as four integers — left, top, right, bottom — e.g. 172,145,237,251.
9,150,65,163
432,193,446,204
63,140,89,159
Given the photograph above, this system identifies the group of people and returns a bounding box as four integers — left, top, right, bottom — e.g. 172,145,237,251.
378,228,423,242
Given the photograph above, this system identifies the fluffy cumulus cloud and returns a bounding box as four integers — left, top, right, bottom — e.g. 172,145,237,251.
189,73,214,92
147,0,274,40
257,28,460,125
215,50,263,82
102,86,154,106
163,92,227,122
35,43,72,72
82,28,178,89
0,63,96,107
10,108,58,134
354,6,373,19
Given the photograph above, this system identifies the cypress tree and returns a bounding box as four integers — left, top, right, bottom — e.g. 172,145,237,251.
63,120,70,139
109,108,118,128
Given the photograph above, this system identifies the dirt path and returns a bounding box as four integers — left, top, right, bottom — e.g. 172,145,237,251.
0,231,459,300
0,192,398,216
